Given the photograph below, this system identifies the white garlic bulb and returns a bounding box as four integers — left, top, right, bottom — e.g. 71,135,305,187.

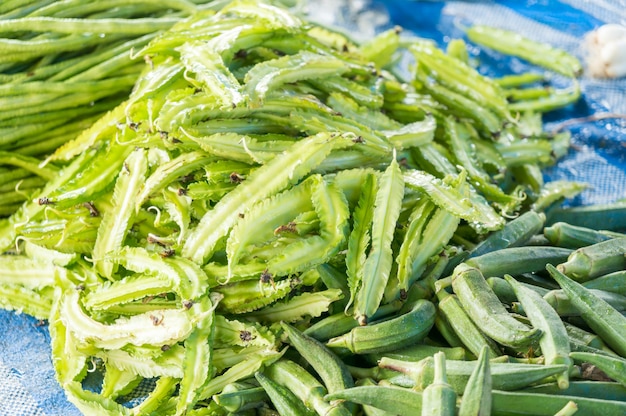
584,23,626,78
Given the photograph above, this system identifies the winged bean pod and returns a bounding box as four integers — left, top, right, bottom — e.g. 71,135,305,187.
466,25,582,77
345,171,377,310
243,289,343,324
226,175,315,273
101,367,141,400
267,176,349,276
93,148,147,278
354,157,403,324
0,284,52,319
176,296,216,415
182,132,354,264
404,169,504,231
196,350,284,401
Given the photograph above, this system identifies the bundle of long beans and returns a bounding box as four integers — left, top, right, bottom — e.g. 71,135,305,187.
1,1,625,415
0,0,283,216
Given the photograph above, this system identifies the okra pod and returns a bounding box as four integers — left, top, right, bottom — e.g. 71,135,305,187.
303,300,402,342
354,379,398,416
487,277,517,304
254,372,315,416
264,359,353,416
554,401,579,416
380,356,570,393
458,346,491,416
346,365,406,384
547,264,626,357
434,312,466,349
568,337,619,358
569,352,626,386
469,211,545,258
545,201,626,231
325,385,423,415
491,390,626,416
212,382,269,413
464,246,572,277
451,263,541,348
563,322,612,353
326,299,436,354
365,344,466,365
522,381,626,402
281,323,354,395
421,352,456,416
557,237,626,282
544,288,626,316
505,275,572,389
582,270,626,295
436,289,502,358
544,222,617,249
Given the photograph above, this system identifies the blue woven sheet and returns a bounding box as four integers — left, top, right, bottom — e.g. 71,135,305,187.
1,1,625,414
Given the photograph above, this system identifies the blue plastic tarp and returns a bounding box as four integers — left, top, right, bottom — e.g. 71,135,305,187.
1,1,625,414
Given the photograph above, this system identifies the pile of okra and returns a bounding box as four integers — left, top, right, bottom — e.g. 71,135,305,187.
0,1,625,415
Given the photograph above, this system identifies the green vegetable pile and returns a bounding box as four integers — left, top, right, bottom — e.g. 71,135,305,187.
0,0,271,216
1,1,625,415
